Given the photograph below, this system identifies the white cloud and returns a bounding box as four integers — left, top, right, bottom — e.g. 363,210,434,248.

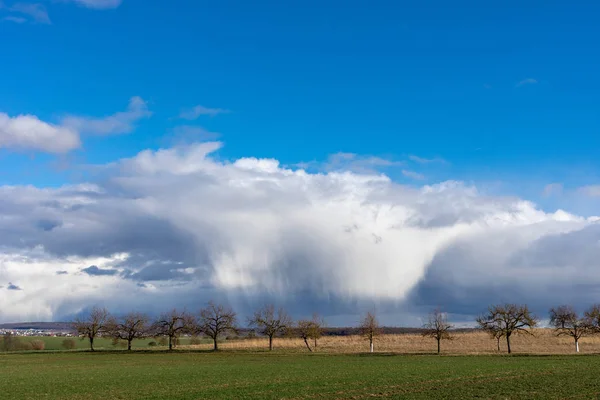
168,126,220,144
409,155,447,164
62,96,151,135
299,152,404,174
10,2,50,24
402,169,425,180
179,105,229,120
0,113,80,153
0,97,148,153
0,142,599,323
3,16,27,23
578,185,600,197
516,78,538,87
64,0,122,9
543,183,563,197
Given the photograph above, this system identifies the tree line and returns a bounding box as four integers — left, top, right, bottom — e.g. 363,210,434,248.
46,302,600,354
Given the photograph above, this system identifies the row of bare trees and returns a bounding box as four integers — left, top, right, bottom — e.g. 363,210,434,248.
71,302,600,354
72,303,324,352
359,303,600,355
73,302,238,351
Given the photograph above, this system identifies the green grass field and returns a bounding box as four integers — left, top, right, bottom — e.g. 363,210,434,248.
1,351,600,399
17,335,208,350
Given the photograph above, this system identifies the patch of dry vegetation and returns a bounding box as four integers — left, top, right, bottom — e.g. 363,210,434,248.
182,329,600,354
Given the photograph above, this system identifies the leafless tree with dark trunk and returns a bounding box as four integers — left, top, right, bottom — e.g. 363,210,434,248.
359,311,381,353
310,313,324,349
476,303,538,354
422,309,453,354
72,306,110,351
197,301,238,351
584,304,600,333
107,312,150,351
549,305,591,353
248,305,292,351
296,319,316,352
152,309,194,351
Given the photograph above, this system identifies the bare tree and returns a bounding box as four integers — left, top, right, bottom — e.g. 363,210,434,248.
248,305,292,351
584,304,600,333
310,313,324,349
476,303,538,354
197,301,238,351
296,319,316,352
72,306,110,351
359,311,381,353
295,313,325,352
152,309,194,351
107,312,150,351
422,309,453,354
549,305,591,353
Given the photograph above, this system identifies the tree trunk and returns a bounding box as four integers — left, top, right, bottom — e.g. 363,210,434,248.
369,338,373,353
575,338,579,353
168,335,173,351
213,337,218,351
269,335,273,351
506,334,511,354
90,336,94,352
127,340,132,351
437,338,441,354
496,337,500,352
303,338,312,352
314,338,317,349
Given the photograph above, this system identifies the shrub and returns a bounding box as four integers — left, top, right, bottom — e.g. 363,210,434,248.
30,340,45,351
148,341,157,347
1,332,21,351
157,336,167,346
62,339,76,350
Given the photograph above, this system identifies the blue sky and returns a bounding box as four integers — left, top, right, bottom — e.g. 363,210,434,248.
2,1,599,195
1,1,600,323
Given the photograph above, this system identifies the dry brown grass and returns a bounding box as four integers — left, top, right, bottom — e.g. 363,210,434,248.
182,329,600,355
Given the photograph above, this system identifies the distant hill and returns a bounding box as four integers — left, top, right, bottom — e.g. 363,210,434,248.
0,322,72,331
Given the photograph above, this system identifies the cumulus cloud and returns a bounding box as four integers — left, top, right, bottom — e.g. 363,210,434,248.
178,105,229,120
0,113,80,153
0,97,146,154
62,96,151,135
0,142,598,323
65,0,122,9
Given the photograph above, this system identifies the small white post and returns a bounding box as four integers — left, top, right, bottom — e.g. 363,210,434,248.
370,342,374,353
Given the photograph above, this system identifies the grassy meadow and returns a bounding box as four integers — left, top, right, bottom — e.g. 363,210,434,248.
2,351,600,399
4,330,600,399
19,335,210,351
